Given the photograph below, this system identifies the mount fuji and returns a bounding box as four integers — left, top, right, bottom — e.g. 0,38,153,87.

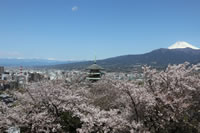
168,41,199,50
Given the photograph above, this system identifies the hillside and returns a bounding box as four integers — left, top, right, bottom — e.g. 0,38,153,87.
52,48,200,72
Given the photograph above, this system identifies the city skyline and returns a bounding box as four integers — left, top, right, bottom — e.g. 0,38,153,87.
0,0,200,60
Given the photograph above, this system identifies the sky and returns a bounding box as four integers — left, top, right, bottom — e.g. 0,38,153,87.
0,0,200,60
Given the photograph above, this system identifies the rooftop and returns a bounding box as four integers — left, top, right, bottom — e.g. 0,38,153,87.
87,63,104,70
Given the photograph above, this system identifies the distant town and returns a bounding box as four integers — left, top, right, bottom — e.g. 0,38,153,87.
0,61,143,103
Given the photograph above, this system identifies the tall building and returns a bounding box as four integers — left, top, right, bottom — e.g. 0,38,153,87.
0,66,4,74
0,66,4,80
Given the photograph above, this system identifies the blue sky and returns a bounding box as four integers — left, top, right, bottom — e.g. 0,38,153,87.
0,0,200,60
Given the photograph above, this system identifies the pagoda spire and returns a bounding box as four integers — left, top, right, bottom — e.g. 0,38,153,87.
94,56,96,64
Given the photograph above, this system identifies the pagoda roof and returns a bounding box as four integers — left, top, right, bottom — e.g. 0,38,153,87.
86,63,104,70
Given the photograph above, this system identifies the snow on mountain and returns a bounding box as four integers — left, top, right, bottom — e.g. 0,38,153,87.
168,41,199,50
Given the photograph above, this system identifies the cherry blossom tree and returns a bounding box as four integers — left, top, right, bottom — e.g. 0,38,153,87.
143,62,200,132
1,63,200,133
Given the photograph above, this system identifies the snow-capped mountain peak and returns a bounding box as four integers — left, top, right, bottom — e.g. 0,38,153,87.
168,41,199,50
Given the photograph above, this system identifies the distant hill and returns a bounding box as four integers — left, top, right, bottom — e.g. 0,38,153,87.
0,58,76,67
52,48,200,72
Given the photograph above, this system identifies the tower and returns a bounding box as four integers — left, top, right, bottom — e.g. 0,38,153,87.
86,58,104,82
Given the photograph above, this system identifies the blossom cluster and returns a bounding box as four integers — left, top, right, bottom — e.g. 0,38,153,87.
0,63,200,133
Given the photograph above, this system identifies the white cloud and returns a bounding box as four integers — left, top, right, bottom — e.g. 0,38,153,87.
72,6,78,11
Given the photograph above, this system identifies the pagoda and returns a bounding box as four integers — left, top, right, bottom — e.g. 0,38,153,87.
86,59,104,82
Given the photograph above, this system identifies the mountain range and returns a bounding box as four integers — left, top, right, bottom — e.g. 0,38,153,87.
52,42,200,71
1,41,200,71
0,58,76,67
